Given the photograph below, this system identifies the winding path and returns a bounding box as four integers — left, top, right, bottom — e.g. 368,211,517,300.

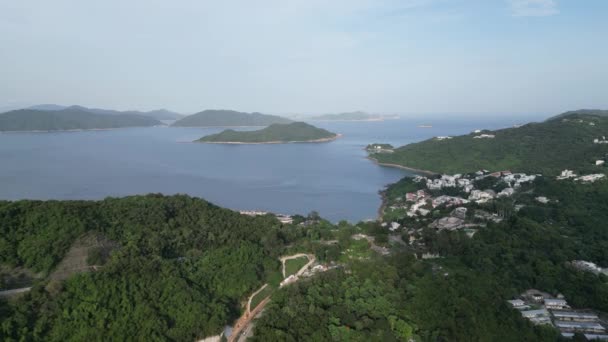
279,253,315,278
228,253,316,342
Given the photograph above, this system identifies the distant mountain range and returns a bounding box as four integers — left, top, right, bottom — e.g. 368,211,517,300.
172,109,293,127
0,107,162,132
27,104,184,120
196,122,338,144
309,111,399,121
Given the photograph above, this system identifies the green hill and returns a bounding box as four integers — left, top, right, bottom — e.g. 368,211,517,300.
172,109,292,127
27,104,184,120
0,108,161,131
547,109,608,121
196,122,338,144
0,194,285,340
371,111,608,175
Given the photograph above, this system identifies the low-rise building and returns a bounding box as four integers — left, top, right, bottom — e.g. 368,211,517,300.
557,170,577,180
498,187,515,197
473,134,496,139
536,196,550,204
551,311,599,322
575,174,605,183
544,298,568,310
554,321,606,333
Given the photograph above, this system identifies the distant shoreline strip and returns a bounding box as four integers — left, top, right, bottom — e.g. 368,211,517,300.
196,134,342,145
367,157,437,175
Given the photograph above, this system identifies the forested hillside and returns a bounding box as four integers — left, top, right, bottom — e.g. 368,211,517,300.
0,108,161,131
0,195,285,341
371,111,608,175
196,122,337,143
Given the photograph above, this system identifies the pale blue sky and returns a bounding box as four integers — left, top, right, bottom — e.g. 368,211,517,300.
0,0,606,115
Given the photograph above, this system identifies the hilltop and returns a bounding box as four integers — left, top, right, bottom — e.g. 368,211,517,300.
370,110,608,175
27,104,183,120
196,122,338,144
172,109,292,127
546,109,608,121
0,108,162,132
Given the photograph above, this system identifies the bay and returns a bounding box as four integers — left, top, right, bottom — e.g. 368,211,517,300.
0,116,526,222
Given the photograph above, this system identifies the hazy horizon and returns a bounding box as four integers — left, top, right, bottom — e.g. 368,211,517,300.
1,0,607,115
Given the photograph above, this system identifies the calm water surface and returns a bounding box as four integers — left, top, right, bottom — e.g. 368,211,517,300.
0,117,525,222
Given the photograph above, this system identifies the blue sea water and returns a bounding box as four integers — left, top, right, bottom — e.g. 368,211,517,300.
0,116,529,222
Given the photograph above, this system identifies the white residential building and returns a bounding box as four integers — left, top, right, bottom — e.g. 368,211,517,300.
557,170,577,180
536,196,550,204
497,187,515,197
575,174,605,183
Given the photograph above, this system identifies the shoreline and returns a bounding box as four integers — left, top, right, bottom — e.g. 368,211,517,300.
367,156,437,176
196,134,342,145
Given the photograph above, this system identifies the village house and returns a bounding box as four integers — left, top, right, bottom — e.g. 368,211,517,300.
469,190,495,203
497,187,515,197
551,311,599,322
473,134,496,139
536,196,550,204
521,309,552,325
557,170,577,180
544,298,569,310
575,174,605,183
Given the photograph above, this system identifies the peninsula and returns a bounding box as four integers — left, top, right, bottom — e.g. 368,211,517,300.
0,107,162,132
172,109,292,127
369,109,608,176
195,122,339,144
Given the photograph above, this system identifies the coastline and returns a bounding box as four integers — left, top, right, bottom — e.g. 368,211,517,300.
377,189,388,222
367,156,437,176
195,133,342,145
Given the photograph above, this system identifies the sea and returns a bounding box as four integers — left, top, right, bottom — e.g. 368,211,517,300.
0,115,538,222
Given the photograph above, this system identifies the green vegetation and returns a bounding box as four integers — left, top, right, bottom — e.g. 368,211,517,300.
284,257,308,277
172,109,292,127
196,122,337,143
547,109,608,121
252,257,558,342
373,111,608,175
27,104,184,120
0,108,161,131
311,111,380,121
250,285,274,310
0,195,286,341
341,238,373,261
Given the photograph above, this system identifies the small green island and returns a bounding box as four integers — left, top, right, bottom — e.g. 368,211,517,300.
195,122,339,144
172,109,292,127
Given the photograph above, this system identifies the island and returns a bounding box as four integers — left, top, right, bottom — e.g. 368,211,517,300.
172,109,292,127
195,122,339,144
0,107,162,132
27,104,184,120
310,111,398,121
369,109,608,175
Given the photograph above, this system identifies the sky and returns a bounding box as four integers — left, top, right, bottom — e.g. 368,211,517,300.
0,0,607,116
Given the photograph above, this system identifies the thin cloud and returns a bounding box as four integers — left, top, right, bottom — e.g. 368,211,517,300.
509,0,559,17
